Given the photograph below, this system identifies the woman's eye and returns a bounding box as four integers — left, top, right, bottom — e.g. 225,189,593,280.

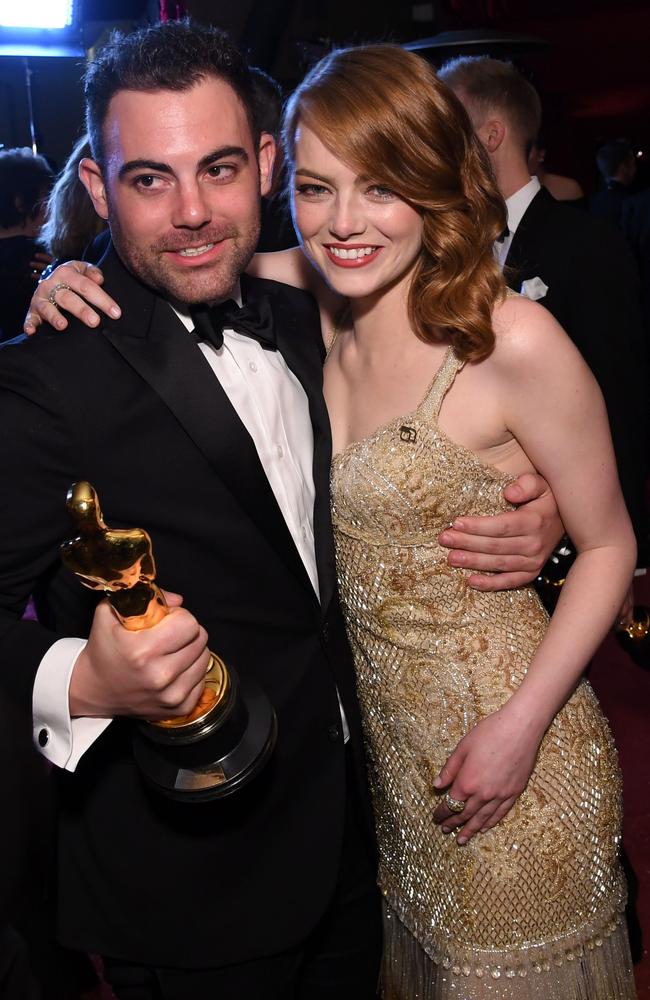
295,183,330,198
368,184,396,200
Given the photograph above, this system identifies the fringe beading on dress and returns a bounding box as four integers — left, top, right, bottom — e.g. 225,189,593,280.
382,901,635,999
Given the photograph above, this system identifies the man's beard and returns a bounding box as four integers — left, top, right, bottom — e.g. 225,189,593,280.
107,211,260,306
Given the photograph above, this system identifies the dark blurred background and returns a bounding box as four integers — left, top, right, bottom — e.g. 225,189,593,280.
0,0,648,192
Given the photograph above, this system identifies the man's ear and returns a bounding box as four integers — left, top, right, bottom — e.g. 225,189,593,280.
258,131,276,198
78,157,109,220
477,117,506,154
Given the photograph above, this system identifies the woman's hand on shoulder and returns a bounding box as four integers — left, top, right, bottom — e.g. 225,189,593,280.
24,261,120,334
432,701,546,844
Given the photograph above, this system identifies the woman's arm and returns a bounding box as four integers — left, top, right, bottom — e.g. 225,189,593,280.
433,296,636,843
24,261,120,333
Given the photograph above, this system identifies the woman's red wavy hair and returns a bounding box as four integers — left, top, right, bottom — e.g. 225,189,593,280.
282,44,507,361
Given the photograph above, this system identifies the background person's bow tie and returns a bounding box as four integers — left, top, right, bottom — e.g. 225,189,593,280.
191,297,277,351
495,226,510,244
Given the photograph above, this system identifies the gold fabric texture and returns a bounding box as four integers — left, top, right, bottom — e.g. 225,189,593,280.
331,348,635,999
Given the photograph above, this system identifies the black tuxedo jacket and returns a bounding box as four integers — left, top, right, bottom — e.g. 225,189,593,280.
505,187,649,557
0,249,373,968
622,187,650,336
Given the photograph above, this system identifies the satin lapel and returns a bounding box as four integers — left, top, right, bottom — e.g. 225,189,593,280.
98,252,316,595
243,275,337,613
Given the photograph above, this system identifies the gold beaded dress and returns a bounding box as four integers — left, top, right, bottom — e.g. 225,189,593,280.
330,346,635,1000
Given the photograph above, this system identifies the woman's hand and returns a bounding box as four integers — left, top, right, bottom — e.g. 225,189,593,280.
432,703,545,845
24,260,119,334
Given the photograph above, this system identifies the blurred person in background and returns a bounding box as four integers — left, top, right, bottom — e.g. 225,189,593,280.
0,148,53,342
249,66,298,252
592,139,638,228
623,186,650,335
527,137,585,206
40,134,108,265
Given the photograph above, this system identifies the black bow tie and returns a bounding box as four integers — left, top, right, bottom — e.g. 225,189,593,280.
191,297,277,352
496,226,510,244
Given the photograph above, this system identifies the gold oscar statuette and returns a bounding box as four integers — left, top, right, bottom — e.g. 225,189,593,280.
61,482,277,802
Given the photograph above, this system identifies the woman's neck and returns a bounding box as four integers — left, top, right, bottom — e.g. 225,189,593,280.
347,275,416,359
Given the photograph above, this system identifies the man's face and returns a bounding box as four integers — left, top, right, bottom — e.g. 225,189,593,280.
80,76,273,305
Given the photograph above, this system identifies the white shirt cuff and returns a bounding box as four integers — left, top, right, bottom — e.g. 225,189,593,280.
32,636,112,771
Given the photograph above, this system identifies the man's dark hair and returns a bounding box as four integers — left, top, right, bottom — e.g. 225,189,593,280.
0,147,53,229
596,139,635,181
84,19,259,166
438,56,541,158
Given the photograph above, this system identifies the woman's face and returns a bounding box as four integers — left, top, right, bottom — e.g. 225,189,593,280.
291,123,424,301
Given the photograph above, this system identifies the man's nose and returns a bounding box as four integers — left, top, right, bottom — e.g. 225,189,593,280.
172,181,212,229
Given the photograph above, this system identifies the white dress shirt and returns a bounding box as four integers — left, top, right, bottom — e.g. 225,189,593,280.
32,291,347,770
495,175,541,268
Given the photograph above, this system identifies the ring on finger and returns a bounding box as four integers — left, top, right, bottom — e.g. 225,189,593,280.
443,792,466,814
47,282,72,307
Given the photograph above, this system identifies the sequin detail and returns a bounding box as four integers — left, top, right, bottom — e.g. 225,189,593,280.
331,348,634,999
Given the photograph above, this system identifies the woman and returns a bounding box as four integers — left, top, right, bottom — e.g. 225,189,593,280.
39,134,108,264
26,46,635,999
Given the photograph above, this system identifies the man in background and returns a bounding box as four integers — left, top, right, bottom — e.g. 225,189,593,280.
439,56,649,568
592,138,638,228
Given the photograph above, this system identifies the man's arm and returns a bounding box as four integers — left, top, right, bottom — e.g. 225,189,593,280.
31,637,112,769
437,472,563,590
0,347,209,764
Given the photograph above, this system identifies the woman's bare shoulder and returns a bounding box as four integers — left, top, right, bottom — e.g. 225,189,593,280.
489,293,583,375
247,247,347,345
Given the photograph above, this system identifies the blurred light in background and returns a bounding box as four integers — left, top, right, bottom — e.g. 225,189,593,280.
0,1,73,30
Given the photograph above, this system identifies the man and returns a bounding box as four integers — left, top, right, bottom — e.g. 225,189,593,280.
623,186,650,334
592,138,638,228
2,23,559,999
1,23,381,999
439,56,649,565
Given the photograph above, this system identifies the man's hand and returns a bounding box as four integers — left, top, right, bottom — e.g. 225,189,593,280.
24,260,119,335
69,593,210,720
437,472,563,590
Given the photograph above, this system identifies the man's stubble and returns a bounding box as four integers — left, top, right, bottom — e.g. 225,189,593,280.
106,194,261,307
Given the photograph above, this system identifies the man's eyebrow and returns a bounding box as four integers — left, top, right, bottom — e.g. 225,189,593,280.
118,146,250,181
198,146,249,170
119,159,171,180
